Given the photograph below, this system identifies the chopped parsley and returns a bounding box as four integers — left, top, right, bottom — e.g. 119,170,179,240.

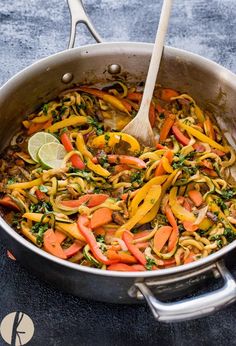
7,177,16,185
221,188,236,200
29,201,52,213
42,104,49,114
88,117,104,135
38,185,48,193
32,222,49,246
145,257,156,270
130,171,143,184
224,228,236,243
96,235,105,243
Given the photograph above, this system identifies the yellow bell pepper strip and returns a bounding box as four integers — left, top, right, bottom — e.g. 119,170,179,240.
47,116,87,133
162,156,174,173
32,114,52,124
179,122,229,153
22,120,30,129
130,175,167,216
198,217,213,231
77,215,119,265
169,187,196,222
76,133,93,160
115,185,162,237
139,169,179,225
77,87,130,114
86,159,111,178
22,213,86,241
7,178,43,190
21,220,37,245
122,231,147,266
91,132,140,153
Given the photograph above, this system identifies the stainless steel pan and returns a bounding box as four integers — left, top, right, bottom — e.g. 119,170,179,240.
1,0,236,322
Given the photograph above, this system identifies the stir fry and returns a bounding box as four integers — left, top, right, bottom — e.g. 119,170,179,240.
1,81,236,272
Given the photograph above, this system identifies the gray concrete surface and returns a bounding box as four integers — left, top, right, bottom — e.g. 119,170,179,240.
0,1,236,345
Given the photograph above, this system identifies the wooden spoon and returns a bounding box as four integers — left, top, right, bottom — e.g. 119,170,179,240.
122,0,173,147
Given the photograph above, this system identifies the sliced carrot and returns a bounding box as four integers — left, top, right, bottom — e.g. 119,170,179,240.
0,196,21,211
94,226,106,236
165,204,178,230
122,231,147,265
159,258,176,266
159,113,176,142
182,221,199,233
188,190,203,207
155,150,173,176
43,229,67,259
160,88,179,102
7,250,16,261
54,230,67,244
153,226,173,252
172,125,190,146
105,229,116,244
60,194,109,208
204,116,215,140
184,251,195,264
90,207,113,229
63,240,85,258
107,263,145,271
131,264,146,271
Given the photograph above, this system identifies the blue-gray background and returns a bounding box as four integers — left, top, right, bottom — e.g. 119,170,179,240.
0,1,236,345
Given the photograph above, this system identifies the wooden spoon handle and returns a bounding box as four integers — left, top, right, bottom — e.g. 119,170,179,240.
139,0,173,118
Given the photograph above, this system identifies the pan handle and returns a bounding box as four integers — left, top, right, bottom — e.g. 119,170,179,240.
133,261,236,322
67,0,103,49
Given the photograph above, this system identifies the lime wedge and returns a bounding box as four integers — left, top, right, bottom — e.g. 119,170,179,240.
38,142,67,169
28,132,59,162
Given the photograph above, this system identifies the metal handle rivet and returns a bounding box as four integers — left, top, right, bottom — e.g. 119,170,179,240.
62,73,74,84
108,64,121,75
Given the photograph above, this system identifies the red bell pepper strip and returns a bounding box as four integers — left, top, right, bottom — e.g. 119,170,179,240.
122,231,147,266
60,132,85,169
60,194,109,208
172,125,190,146
92,155,146,169
35,189,46,201
77,215,118,265
63,240,85,258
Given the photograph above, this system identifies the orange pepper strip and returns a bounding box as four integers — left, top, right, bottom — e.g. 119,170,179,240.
155,150,173,176
159,113,176,142
78,87,130,114
77,215,118,265
122,231,147,266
